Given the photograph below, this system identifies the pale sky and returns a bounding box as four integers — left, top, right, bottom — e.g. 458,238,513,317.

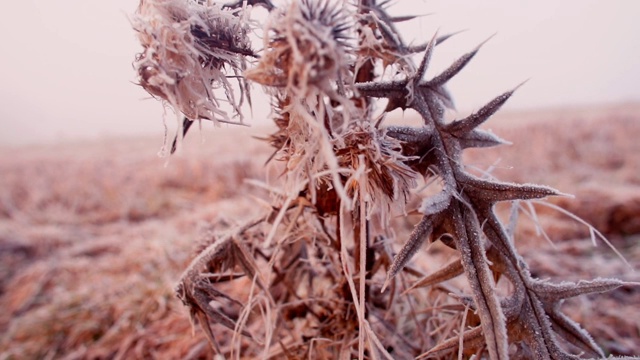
0,1,639,146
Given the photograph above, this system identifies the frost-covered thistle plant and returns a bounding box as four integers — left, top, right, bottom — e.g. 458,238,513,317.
132,0,636,358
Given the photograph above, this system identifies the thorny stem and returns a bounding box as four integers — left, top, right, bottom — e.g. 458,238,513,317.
413,96,508,359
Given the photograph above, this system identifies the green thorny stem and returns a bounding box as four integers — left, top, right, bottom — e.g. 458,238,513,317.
132,0,637,358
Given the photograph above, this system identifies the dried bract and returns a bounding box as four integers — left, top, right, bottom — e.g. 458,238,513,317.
245,0,352,96
133,0,253,124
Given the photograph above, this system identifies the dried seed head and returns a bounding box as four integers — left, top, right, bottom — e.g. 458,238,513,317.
132,0,253,123
245,0,353,94
338,122,417,208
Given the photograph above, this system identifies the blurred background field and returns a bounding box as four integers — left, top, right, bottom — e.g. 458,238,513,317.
1,103,639,358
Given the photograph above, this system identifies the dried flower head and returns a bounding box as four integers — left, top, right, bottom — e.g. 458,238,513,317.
245,0,352,95
132,0,254,124
337,121,417,215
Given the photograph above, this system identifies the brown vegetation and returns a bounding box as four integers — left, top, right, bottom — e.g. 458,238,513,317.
0,104,639,358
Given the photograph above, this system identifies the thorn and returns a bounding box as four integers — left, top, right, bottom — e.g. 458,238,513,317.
171,118,195,155
381,277,391,293
389,13,432,23
446,82,526,136
513,78,530,92
479,32,497,48
416,31,439,82
435,29,468,46
423,33,495,88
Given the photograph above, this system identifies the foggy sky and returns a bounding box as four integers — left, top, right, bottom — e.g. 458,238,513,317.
1,1,638,146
